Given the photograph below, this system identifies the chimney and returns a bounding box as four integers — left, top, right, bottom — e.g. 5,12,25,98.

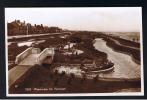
23,21,25,25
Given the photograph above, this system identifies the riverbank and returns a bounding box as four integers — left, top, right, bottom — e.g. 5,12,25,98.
103,37,140,64
112,36,140,48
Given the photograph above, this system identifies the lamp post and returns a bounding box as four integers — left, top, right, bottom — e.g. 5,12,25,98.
26,24,29,36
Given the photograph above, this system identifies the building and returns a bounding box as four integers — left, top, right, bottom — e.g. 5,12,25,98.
7,20,63,36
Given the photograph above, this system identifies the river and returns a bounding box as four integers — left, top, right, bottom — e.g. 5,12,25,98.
93,38,140,79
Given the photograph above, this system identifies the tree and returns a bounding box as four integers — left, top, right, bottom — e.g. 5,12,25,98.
60,71,66,77
54,69,58,75
93,74,99,83
70,36,81,43
81,73,86,83
67,73,75,85
132,38,135,42
54,78,59,86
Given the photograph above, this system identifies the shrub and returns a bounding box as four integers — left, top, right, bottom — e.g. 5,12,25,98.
67,78,72,85
67,73,75,85
70,73,75,79
81,73,86,83
49,73,53,79
54,78,59,86
60,71,66,77
93,74,99,83
80,64,84,69
70,36,81,43
54,69,58,75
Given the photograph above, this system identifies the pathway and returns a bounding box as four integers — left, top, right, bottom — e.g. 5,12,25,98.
110,38,140,50
9,65,32,87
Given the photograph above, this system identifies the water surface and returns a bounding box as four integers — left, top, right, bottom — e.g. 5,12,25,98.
93,38,140,79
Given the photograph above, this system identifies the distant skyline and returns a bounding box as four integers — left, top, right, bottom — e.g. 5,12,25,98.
5,7,142,32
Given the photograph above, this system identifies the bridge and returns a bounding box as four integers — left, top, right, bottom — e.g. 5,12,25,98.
9,47,55,87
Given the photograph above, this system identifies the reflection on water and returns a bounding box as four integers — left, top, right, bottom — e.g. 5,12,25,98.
55,66,84,77
64,43,76,49
75,49,84,55
17,41,33,47
93,38,140,79
62,49,84,55
9,40,46,47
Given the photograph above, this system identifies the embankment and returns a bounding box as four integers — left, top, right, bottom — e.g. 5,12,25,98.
103,37,140,64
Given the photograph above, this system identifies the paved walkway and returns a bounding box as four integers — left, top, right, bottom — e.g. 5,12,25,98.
110,38,140,51
8,33,63,39
9,54,40,87
9,65,32,87
18,54,39,66
8,47,54,87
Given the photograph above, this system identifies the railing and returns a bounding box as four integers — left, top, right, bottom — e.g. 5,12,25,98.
37,48,54,65
15,47,54,65
15,47,33,64
49,48,55,60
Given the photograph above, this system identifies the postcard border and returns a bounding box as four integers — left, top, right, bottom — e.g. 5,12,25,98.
5,7,144,97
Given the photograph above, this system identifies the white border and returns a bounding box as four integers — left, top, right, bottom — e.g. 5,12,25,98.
5,7,144,97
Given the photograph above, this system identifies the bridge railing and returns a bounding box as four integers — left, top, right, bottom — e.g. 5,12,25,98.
15,47,33,64
37,48,54,65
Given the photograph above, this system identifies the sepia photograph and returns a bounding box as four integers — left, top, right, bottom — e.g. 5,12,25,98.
5,7,143,96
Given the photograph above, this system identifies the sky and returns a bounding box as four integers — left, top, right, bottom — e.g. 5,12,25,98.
5,7,142,32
